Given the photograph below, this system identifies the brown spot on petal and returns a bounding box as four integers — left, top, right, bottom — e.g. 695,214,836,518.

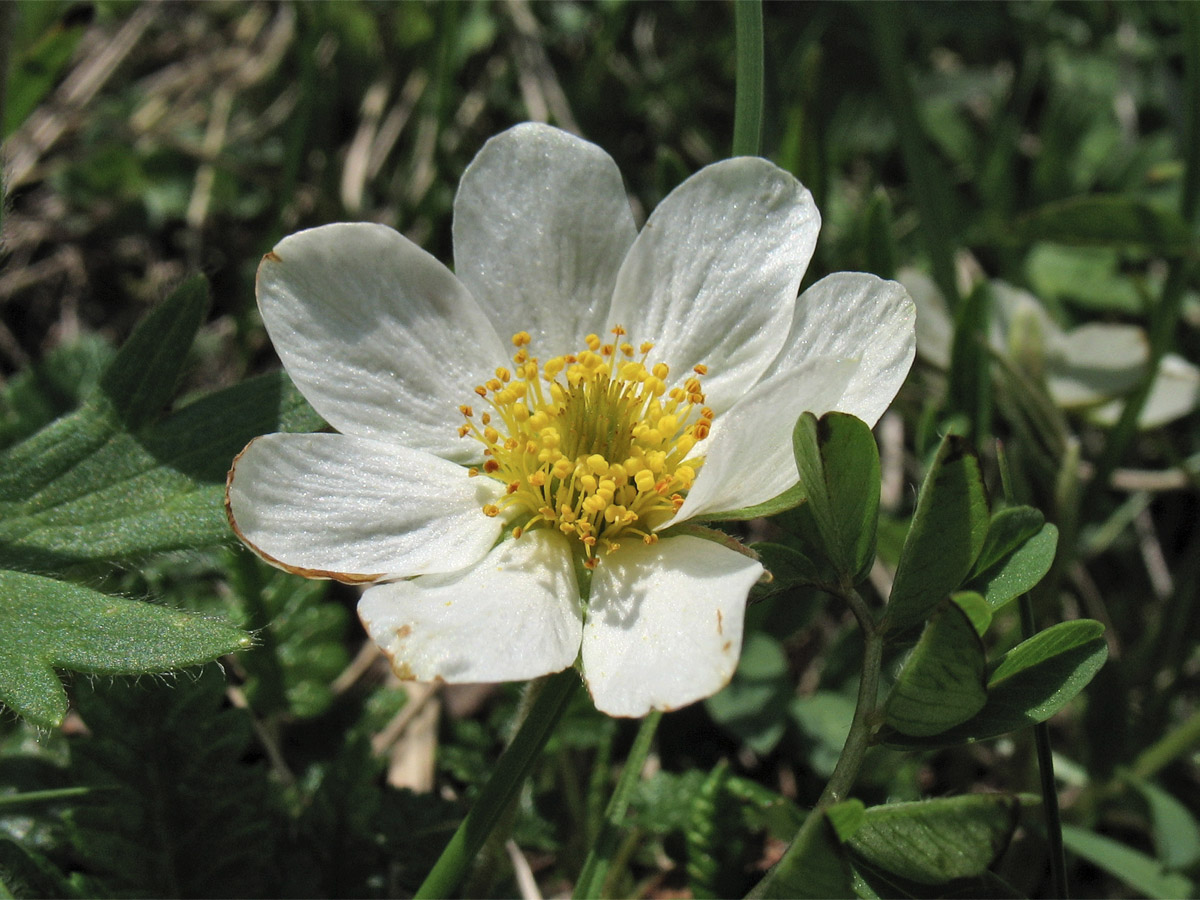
392,661,416,681
716,609,724,636
395,624,412,639
225,437,386,585
722,640,732,653
263,250,282,263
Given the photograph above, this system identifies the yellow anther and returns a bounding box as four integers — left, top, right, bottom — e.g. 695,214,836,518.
460,329,711,556
694,363,708,375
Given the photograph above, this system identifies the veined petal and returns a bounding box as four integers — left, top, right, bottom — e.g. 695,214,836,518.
454,123,637,351
608,158,819,414
226,432,503,582
671,357,858,525
763,272,916,427
582,535,761,717
257,223,507,462
358,530,583,683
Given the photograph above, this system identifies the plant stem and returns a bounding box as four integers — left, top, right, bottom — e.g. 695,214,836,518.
415,668,579,900
1131,706,1200,781
750,584,883,895
732,0,763,157
1021,593,1068,899
573,710,663,899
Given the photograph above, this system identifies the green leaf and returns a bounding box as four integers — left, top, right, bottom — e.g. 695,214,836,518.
790,412,881,583
748,801,863,899
879,619,1108,748
884,598,988,737
849,795,1021,885
753,541,825,594
698,483,802,522
965,506,1059,610
885,435,990,633
1013,196,1196,256
1061,826,1195,900
0,370,323,570
706,632,790,755
0,569,251,728
66,672,278,898
98,276,209,430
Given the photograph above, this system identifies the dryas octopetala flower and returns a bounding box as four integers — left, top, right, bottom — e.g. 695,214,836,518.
225,123,915,717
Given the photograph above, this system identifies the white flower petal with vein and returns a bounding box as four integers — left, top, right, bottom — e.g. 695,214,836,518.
227,123,916,716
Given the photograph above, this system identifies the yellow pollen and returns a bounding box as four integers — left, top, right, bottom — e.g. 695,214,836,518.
458,330,712,563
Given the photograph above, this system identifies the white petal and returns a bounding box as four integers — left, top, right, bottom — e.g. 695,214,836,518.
1048,323,1147,407
453,123,637,352
671,357,859,524
582,535,761,717
608,158,820,413
1088,354,1200,429
257,223,508,461
762,272,916,427
227,432,503,581
358,530,583,683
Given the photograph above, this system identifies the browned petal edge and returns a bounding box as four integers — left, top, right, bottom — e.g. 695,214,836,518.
225,437,385,586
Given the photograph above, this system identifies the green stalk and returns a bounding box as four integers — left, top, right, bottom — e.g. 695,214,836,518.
1131,707,1200,781
732,0,763,157
415,668,579,899
749,584,883,896
573,710,663,899
1021,594,1068,898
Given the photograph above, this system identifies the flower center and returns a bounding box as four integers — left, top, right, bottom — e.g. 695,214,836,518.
459,327,712,568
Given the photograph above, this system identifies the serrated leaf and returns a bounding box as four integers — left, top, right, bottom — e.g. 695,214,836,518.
1013,196,1196,255
0,370,323,570
98,276,208,430
1061,826,1194,900
880,619,1108,748
886,435,990,633
748,801,863,899
790,412,881,583
0,569,251,728
884,598,988,737
848,795,1020,885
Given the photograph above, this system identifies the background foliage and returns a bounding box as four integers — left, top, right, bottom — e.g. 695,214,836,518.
2,1,1198,897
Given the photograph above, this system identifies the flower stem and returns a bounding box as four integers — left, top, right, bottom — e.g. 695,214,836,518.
749,585,883,896
572,710,663,899
732,0,763,157
414,668,579,900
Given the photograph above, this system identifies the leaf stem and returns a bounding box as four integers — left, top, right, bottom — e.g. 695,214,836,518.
573,710,663,899
732,0,763,157
414,668,579,900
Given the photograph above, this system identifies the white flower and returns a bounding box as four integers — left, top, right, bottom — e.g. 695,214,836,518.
903,268,1200,429
226,123,915,717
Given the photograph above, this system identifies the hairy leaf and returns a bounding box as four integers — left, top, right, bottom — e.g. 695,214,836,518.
0,570,251,728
